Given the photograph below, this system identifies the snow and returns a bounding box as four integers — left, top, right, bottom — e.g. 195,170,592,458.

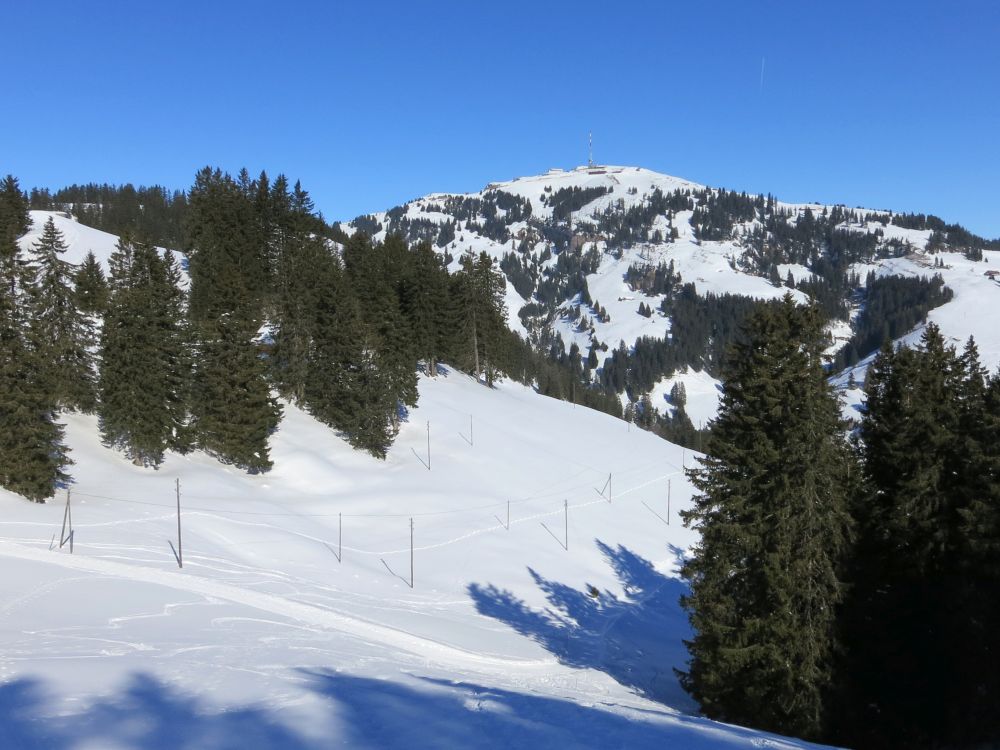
837,250,1000,394
777,263,814,284
648,368,724,428
20,211,123,270
0,369,831,748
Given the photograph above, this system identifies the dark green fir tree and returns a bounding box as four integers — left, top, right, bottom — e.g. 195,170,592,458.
839,326,1000,748
73,250,109,315
305,259,396,458
25,217,96,411
680,295,854,741
98,237,189,466
186,167,280,472
0,187,70,501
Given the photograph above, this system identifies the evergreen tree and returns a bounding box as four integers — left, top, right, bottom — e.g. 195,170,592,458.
270,178,327,403
839,327,1000,748
98,237,189,466
25,217,96,411
190,316,280,472
680,296,854,740
0,316,70,501
74,250,109,315
953,340,1000,744
402,241,450,376
0,175,31,293
186,168,280,471
451,251,508,386
305,259,395,457
347,234,419,418
0,184,70,501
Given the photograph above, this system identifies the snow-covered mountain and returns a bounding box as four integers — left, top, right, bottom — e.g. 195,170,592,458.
341,164,1000,424
6,165,998,747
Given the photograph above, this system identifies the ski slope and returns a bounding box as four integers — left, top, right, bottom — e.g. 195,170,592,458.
0,369,829,749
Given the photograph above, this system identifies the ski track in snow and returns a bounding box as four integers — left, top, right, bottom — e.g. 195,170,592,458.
0,540,557,673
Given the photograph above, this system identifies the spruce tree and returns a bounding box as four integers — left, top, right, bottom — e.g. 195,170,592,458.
25,217,96,411
343,233,419,426
186,168,280,471
0,191,70,501
305,258,395,457
953,342,1000,745
450,251,508,386
0,313,70,501
401,241,449,376
270,178,325,403
841,328,1000,748
190,316,280,472
680,295,854,740
98,237,188,466
73,250,109,315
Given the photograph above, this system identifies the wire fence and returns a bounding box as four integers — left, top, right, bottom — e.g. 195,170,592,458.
0,424,695,586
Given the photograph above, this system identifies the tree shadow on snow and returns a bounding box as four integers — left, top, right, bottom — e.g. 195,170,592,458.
299,671,821,749
468,541,696,711
0,673,308,750
0,670,823,750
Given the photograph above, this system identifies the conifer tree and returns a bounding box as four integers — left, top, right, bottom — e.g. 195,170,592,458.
0,311,70,501
74,250,109,315
451,251,508,386
680,295,854,741
0,187,70,501
0,175,31,292
952,341,1000,744
98,237,188,466
270,177,326,402
159,249,193,453
401,241,449,376
25,217,96,411
343,233,419,424
305,258,395,457
840,327,1000,748
186,168,280,472
190,316,280,472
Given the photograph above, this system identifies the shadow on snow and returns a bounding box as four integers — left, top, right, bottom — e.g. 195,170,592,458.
468,540,695,711
0,670,823,750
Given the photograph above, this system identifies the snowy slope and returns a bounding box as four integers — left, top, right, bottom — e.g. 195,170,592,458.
19,210,124,269
831,247,1000,422
5,206,834,746
0,370,830,749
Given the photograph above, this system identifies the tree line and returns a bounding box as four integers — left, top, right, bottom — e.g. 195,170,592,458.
1,169,622,502
680,295,1000,748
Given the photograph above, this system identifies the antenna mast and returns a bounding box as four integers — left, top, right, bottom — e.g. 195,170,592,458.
588,131,594,168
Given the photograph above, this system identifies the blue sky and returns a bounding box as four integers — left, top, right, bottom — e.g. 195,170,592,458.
3,1,998,236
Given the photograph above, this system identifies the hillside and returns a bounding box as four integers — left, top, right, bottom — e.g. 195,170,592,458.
341,164,1000,423
0,363,830,749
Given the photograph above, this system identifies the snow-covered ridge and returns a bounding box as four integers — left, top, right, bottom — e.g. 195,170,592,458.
19,210,125,269
344,164,997,424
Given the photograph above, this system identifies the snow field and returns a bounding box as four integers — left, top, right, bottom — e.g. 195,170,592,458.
0,369,833,748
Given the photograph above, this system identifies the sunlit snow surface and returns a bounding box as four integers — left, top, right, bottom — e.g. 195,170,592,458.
0,369,828,749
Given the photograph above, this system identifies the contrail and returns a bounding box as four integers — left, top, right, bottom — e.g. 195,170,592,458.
760,56,766,92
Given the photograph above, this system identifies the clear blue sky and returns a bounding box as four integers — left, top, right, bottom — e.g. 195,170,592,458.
3,1,998,237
